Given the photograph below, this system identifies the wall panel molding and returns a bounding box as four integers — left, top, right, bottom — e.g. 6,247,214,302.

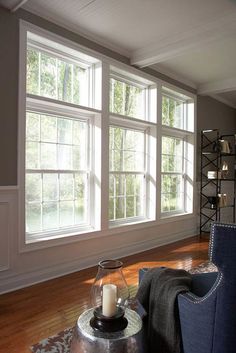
0,187,17,272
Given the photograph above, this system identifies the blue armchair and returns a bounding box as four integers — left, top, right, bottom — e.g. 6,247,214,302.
138,222,236,353
178,222,236,353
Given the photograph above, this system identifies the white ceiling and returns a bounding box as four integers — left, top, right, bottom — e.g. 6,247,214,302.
1,0,236,107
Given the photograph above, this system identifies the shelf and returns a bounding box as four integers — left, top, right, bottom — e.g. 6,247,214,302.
202,129,218,133
202,178,235,182
200,128,236,234
202,151,217,155
202,205,234,209
202,152,236,156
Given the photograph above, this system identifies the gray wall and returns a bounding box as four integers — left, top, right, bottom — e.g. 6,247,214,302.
197,95,236,179
197,95,236,134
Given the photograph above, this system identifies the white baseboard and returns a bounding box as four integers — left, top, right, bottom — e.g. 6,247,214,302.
0,226,197,294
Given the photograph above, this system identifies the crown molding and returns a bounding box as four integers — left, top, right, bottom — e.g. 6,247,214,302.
21,5,131,59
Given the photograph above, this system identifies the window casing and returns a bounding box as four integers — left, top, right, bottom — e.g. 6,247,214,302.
109,71,157,226
161,87,194,217
23,30,101,242
19,23,195,246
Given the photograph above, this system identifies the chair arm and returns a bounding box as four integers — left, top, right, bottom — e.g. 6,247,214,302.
178,272,223,353
190,272,218,297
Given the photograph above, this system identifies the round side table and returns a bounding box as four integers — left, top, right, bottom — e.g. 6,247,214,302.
70,307,145,353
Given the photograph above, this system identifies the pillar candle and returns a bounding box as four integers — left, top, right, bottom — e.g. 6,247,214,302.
102,284,117,317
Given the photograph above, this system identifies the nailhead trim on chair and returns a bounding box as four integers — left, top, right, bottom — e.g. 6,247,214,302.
210,222,236,260
180,222,230,304
182,273,223,304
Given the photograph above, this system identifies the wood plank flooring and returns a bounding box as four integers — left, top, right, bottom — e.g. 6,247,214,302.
0,235,209,353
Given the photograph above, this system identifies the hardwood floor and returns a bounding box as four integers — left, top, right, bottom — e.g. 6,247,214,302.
0,235,209,353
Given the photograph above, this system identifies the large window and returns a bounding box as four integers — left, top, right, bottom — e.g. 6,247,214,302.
25,111,89,233
109,126,145,221
19,24,195,245
109,71,156,226
161,87,194,216
23,30,101,242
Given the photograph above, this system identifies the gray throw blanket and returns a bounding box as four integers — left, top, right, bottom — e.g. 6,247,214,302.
136,267,192,353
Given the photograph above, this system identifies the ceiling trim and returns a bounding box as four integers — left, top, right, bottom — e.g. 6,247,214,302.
198,77,236,95
131,12,236,67
210,94,236,109
21,5,131,58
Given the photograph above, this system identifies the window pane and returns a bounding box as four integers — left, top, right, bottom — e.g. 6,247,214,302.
110,78,144,119
41,143,57,169
25,110,89,234
26,203,41,233
58,60,72,103
40,53,57,99
26,173,42,202
58,145,72,170
162,136,183,173
43,174,58,201
109,173,144,221
59,174,74,200
110,127,145,172
58,118,72,144
43,202,58,230
27,49,39,95
75,174,86,222
60,201,74,227
26,142,40,169
41,115,57,143
26,113,40,141
26,47,90,107
162,95,184,129
161,175,183,212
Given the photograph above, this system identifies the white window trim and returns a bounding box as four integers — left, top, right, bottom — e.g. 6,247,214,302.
160,88,195,218
18,20,196,252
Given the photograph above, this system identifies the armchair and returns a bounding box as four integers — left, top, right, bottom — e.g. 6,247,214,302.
138,222,236,353
178,222,236,353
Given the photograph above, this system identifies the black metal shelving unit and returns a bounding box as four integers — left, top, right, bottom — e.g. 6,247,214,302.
200,129,236,234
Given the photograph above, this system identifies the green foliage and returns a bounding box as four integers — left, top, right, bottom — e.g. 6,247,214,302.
25,111,88,233
110,78,143,118
162,95,183,129
27,47,87,105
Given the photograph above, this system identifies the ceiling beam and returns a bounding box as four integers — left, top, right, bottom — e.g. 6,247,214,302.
131,13,236,68
198,77,236,95
11,0,29,12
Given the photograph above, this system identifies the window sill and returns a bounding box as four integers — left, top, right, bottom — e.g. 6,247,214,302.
19,211,196,253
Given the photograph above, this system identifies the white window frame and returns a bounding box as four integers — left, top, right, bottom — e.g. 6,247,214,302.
108,70,157,227
18,21,196,251
160,86,195,218
19,22,102,247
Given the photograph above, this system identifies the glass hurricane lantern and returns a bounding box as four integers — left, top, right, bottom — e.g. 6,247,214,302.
90,259,130,332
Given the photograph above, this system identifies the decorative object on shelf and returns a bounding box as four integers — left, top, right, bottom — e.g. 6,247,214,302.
207,171,221,179
90,259,130,332
221,161,229,179
218,193,227,208
207,196,218,209
218,139,230,154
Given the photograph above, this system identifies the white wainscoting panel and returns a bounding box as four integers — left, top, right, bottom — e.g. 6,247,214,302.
0,186,198,294
0,187,17,272
0,201,9,271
